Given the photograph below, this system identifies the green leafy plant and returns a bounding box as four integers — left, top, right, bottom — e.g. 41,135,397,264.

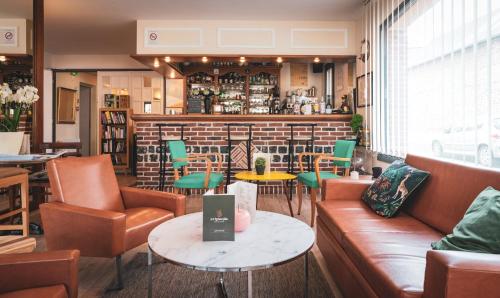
255,157,266,175
350,114,363,135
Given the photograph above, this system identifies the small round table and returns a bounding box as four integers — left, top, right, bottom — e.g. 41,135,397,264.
148,211,315,298
234,171,296,217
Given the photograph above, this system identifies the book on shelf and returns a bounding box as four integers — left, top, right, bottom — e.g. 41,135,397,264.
101,111,126,125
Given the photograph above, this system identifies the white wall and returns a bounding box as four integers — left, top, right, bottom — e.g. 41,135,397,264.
45,54,146,69
137,20,357,56
55,72,97,144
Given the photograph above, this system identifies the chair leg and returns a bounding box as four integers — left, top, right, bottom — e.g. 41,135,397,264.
107,255,124,291
310,188,317,227
297,182,303,215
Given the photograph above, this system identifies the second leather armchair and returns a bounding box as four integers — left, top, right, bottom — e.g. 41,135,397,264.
40,155,186,290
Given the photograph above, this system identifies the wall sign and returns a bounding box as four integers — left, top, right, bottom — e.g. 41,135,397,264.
0,27,17,47
290,63,308,87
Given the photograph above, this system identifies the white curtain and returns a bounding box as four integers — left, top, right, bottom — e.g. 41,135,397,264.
362,0,500,169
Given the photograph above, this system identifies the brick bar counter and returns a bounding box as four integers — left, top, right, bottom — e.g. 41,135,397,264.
132,114,354,193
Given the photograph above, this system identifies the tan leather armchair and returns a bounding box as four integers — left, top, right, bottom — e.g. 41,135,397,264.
0,250,79,298
40,155,186,290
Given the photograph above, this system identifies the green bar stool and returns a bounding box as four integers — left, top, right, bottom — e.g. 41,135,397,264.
296,140,356,227
168,140,224,193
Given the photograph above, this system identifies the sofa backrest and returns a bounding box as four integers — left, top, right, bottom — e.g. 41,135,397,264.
403,154,500,235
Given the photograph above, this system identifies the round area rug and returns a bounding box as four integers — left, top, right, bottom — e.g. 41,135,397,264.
104,253,334,298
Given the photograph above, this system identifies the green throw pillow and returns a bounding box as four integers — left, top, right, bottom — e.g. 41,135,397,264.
432,187,500,253
362,160,430,217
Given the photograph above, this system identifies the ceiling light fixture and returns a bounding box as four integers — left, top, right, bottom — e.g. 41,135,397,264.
164,56,171,63
239,56,246,63
202,56,208,63
276,57,283,63
313,57,320,63
0,56,6,62
153,58,160,68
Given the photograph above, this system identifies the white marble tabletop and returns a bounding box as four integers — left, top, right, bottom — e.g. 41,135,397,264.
148,211,315,272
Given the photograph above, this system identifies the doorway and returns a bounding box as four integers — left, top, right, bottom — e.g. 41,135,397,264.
79,84,92,156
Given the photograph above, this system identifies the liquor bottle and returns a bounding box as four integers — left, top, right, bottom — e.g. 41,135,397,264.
325,96,333,114
320,97,326,114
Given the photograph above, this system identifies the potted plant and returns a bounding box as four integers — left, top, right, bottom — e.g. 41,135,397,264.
350,114,363,145
0,83,39,154
254,157,266,175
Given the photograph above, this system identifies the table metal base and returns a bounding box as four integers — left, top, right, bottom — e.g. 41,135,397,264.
148,246,309,298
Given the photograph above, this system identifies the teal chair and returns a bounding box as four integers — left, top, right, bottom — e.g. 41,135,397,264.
168,141,224,193
296,140,356,226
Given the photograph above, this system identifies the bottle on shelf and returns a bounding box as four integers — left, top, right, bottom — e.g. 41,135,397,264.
320,97,326,114
325,95,333,114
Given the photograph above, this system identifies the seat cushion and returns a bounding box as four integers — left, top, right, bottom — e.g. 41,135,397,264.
297,171,340,188
317,200,443,298
173,172,224,189
0,285,67,298
124,207,174,250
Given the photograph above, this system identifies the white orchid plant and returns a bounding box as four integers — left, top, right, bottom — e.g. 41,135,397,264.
0,83,39,132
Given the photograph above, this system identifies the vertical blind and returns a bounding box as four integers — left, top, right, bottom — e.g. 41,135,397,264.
362,0,500,169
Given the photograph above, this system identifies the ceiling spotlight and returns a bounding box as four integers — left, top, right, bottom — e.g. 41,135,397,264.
164,56,171,63
170,71,176,79
0,56,6,62
202,56,208,63
153,58,160,68
276,57,283,63
239,56,246,63
313,57,320,63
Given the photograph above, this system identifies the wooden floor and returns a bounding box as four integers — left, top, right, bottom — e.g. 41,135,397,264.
33,193,342,298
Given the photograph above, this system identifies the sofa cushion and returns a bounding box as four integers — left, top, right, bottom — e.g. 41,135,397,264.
0,285,67,298
316,200,437,248
317,199,443,298
362,160,430,217
432,187,500,253
344,230,442,298
124,207,174,250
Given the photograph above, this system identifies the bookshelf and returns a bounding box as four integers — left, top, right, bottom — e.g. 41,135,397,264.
99,108,132,170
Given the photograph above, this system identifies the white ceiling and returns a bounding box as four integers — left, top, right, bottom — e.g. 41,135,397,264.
1,0,363,55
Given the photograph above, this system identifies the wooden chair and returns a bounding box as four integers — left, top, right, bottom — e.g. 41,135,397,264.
0,167,35,254
168,140,224,194
296,140,356,227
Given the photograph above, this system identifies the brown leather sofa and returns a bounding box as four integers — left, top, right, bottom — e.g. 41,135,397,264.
317,154,500,298
0,250,79,298
40,155,185,289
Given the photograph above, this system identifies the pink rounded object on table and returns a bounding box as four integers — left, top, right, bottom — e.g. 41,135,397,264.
235,208,251,232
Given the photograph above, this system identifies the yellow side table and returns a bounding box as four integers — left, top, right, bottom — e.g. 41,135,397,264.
235,171,296,217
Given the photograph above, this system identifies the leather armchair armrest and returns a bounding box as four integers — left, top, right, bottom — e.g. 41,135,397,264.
321,179,373,201
40,202,126,258
120,186,186,217
0,250,79,298
424,250,500,298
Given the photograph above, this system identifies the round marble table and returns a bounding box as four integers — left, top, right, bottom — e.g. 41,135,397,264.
147,211,315,298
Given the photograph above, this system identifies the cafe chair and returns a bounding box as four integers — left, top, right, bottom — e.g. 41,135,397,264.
296,140,356,227
168,140,224,193
40,155,185,290
0,250,79,298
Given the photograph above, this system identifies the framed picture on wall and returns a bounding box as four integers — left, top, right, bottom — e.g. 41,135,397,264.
356,72,372,108
56,87,77,124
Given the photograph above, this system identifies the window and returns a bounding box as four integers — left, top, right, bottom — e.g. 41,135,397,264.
364,0,500,169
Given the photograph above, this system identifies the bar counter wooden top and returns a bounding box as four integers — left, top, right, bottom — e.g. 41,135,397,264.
130,113,353,122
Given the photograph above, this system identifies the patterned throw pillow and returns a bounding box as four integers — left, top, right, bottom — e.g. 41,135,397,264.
362,160,430,217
